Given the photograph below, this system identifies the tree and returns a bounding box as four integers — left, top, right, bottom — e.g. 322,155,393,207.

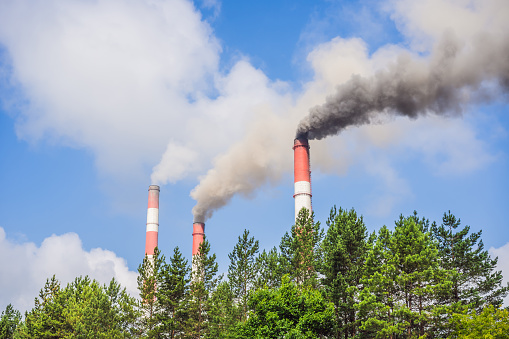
280,208,323,287
184,238,219,339
0,304,21,339
254,247,287,290
17,275,139,338
208,281,237,338
19,275,67,338
237,275,335,338
227,229,259,321
449,304,509,339
431,211,509,310
137,247,165,337
156,246,191,339
320,207,369,339
357,215,452,338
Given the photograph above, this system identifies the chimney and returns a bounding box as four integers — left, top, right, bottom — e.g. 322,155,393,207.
192,221,205,277
145,185,160,259
293,138,311,220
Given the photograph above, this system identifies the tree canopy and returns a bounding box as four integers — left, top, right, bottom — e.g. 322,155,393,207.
5,207,508,338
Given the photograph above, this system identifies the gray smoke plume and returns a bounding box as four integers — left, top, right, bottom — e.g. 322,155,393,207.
192,30,509,223
191,114,292,222
297,31,509,140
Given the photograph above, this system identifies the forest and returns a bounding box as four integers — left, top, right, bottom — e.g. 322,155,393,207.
1,207,508,338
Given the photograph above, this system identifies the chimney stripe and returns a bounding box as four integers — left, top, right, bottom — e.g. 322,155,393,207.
145,185,160,257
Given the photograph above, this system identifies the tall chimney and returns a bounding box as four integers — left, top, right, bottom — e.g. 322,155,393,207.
192,221,205,276
145,185,160,259
293,138,311,220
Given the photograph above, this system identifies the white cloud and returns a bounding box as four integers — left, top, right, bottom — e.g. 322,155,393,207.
489,242,509,306
0,227,138,313
0,0,504,219
387,0,509,51
0,0,220,178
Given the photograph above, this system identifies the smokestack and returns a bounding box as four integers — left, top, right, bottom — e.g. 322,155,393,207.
192,222,205,256
145,185,160,259
293,137,311,220
192,221,205,275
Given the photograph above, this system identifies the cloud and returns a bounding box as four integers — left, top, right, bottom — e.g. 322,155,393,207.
0,227,138,313
489,242,509,306
0,0,504,219
0,0,220,179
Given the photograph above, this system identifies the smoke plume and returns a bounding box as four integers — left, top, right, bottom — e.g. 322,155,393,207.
297,31,509,140
191,114,292,222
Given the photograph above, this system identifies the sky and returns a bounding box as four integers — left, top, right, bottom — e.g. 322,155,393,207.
0,0,508,311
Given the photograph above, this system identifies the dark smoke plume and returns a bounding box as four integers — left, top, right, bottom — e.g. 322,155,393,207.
297,32,509,140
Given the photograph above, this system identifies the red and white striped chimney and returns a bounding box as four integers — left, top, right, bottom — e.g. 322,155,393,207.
192,221,205,276
145,185,160,259
293,138,312,220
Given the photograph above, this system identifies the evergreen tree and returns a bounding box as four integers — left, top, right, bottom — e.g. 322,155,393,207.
320,207,369,339
254,247,286,290
17,275,139,338
156,246,191,339
208,281,237,338
227,229,259,321
137,247,165,337
0,304,21,339
20,275,68,338
357,216,452,338
449,304,509,338
279,208,323,287
184,238,219,339
431,211,509,310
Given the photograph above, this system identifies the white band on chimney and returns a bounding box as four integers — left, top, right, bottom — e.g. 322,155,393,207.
146,208,159,224
294,181,311,195
295,194,312,219
146,224,159,232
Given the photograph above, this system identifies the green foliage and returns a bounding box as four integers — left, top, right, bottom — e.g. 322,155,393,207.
156,246,191,339
237,275,335,338
255,247,287,290
280,208,323,287
449,304,509,338
17,275,139,338
137,247,164,337
208,281,238,338
357,215,452,338
320,207,369,339
0,304,21,339
9,206,508,339
227,229,260,321
431,211,509,310
184,238,219,338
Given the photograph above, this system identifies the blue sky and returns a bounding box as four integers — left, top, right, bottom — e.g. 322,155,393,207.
0,0,508,310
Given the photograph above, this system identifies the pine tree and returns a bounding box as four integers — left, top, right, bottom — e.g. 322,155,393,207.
184,238,219,339
279,208,323,287
208,281,237,338
17,275,139,338
227,229,259,321
137,247,165,337
320,207,369,339
431,211,509,310
156,246,191,339
20,275,68,338
254,247,286,290
357,216,452,338
0,304,21,339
